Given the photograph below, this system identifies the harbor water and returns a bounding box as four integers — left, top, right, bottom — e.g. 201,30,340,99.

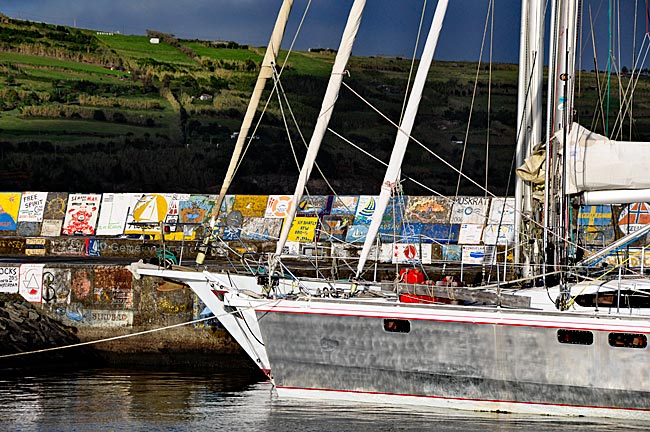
0,367,646,431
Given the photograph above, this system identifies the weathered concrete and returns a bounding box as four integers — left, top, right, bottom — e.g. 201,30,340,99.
0,263,260,372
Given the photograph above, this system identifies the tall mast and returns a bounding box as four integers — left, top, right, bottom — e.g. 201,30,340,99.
274,0,367,258
355,0,449,278
215,0,294,217
514,0,544,278
543,0,579,279
196,0,293,265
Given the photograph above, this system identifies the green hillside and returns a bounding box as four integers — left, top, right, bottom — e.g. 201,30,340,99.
0,14,648,196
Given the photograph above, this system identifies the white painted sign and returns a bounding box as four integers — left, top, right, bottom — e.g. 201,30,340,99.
392,243,432,264
17,192,48,222
19,263,44,302
458,223,484,245
450,196,489,224
0,266,19,293
488,198,515,224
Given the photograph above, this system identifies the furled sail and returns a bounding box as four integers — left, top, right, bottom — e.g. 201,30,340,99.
559,122,650,197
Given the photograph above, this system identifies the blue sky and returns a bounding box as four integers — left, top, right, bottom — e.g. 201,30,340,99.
1,0,646,67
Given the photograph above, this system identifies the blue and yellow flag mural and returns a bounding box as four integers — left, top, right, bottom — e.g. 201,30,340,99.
578,205,612,227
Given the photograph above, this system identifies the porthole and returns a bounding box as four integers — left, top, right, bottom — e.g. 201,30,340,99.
557,329,593,345
608,333,647,349
384,319,410,333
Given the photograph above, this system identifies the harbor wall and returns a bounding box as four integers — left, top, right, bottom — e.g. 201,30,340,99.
0,192,638,269
0,262,252,369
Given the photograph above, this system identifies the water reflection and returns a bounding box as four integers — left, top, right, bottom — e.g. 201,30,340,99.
0,368,648,431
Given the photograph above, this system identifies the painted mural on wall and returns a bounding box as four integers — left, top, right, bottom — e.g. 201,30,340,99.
41,192,68,236
462,245,497,265
442,244,462,261
344,196,378,243
219,195,236,213
42,192,68,219
17,192,47,222
0,266,19,293
240,218,283,241
96,193,134,236
233,195,267,217
93,267,133,309
71,268,93,302
577,205,615,246
287,216,319,243
61,193,101,235
265,195,293,219
405,196,451,224
319,215,354,242
162,193,190,240
330,196,359,215
19,263,44,302
0,192,21,231
177,195,215,240
17,191,44,237
17,222,41,237
0,238,25,255
297,195,330,216
123,193,169,237
400,223,460,244
617,202,650,234
458,223,484,245
488,198,515,224
450,196,490,224
482,224,515,245
41,219,63,237
41,268,71,304
392,243,432,264
345,224,369,243
179,195,214,225
50,237,86,256
378,196,406,242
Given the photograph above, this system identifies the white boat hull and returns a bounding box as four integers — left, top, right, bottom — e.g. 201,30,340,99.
231,296,650,419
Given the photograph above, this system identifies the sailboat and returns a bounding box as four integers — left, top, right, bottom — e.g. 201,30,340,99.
130,0,650,419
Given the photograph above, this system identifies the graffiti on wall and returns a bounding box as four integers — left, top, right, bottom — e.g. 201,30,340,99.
41,268,71,304
93,267,133,309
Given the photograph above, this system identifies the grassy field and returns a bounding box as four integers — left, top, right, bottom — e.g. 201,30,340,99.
2,15,650,195
0,52,129,77
96,34,198,66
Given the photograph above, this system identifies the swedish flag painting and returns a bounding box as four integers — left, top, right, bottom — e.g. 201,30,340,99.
578,205,612,227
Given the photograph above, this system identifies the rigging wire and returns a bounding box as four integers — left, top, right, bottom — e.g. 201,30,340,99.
452,0,494,201
400,0,428,125
228,0,313,181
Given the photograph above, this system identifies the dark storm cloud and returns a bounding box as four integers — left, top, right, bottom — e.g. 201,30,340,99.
1,0,646,66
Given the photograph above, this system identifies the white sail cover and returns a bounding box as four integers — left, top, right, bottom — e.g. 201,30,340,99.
560,122,650,195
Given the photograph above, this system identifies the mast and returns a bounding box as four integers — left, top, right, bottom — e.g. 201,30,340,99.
355,0,449,278
514,0,544,278
542,0,579,280
196,0,293,265
274,0,367,258
215,0,293,214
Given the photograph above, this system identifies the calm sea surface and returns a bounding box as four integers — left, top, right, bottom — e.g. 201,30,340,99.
0,367,646,431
